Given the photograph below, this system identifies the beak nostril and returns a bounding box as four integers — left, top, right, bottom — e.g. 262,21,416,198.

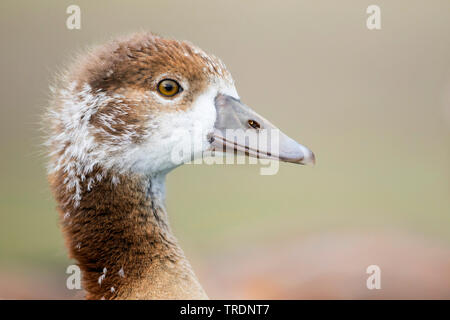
248,119,261,130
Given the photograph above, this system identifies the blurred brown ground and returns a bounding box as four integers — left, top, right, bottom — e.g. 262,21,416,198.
201,232,450,299
1,232,449,299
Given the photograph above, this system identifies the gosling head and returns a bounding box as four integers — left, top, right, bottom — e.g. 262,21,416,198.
47,32,314,180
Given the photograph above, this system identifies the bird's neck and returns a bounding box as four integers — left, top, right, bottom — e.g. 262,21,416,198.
49,166,207,299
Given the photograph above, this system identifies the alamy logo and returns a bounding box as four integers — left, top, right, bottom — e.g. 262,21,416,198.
66,264,81,290
366,5,381,30
66,5,81,30
366,265,381,290
169,126,282,176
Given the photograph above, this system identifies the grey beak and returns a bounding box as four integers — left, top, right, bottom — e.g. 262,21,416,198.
211,94,315,165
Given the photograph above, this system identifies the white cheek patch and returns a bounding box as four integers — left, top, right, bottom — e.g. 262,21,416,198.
120,83,226,174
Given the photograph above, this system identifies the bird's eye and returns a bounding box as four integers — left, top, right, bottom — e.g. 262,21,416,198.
157,79,182,97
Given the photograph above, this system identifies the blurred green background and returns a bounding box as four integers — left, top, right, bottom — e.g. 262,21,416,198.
0,0,449,298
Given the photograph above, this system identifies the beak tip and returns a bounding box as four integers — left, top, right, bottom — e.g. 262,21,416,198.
296,145,315,166
297,152,315,166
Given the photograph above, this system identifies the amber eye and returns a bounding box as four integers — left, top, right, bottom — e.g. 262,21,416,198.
157,79,182,97
248,119,261,129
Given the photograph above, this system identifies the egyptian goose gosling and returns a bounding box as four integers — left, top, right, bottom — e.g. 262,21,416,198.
45,32,315,300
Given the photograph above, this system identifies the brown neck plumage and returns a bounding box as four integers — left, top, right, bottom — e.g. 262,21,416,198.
49,166,207,299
